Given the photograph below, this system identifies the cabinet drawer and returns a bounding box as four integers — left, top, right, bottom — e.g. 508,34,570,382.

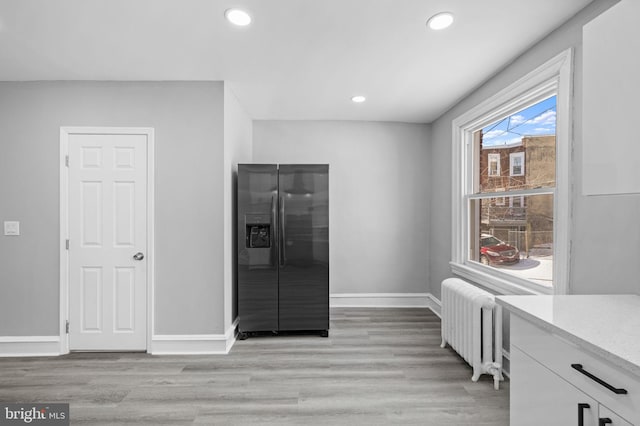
511,314,640,424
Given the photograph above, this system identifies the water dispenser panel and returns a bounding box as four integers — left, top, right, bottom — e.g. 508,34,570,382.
246,224,270,248
245,213,271,248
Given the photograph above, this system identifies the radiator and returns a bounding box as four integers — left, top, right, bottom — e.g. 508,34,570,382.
440,278,504,390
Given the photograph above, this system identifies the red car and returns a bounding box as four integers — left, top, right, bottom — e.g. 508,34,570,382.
479,234,520,265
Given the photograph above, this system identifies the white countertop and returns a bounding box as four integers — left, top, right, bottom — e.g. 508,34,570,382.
496,294,640,377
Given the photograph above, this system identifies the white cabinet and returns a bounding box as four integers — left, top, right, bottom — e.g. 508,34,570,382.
509,315,638,426
511,345,598,425
583,0,640,195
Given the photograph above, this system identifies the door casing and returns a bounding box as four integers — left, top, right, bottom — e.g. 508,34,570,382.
59,127,155,354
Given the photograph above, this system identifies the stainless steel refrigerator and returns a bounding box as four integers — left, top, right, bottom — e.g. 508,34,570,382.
236,164,329,339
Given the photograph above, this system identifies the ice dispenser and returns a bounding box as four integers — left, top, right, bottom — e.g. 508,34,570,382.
245,214,271,248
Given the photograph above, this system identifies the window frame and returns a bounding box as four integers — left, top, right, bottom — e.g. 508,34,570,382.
509,196,524,208
494,187,506,206
450,49,572,296
510,152,525,176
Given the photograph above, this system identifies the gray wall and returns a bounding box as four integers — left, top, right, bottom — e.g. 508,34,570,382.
428,0,629,300
223,84,253,331
0,81,227,336
253,120,431,295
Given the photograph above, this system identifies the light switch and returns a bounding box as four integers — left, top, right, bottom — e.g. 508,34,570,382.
4,221,20,236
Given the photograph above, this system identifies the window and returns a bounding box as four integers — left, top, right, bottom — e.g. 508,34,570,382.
510,152,525,176
494,188,505,206
451,49,572,295
509,196,524,208
472,97,555,287
488,153,501,176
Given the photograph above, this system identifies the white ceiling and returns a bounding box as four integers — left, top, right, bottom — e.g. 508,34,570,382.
0,0,593,123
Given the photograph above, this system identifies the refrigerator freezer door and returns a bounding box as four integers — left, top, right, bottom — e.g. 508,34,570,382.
237,164,279,332
278,164,329,331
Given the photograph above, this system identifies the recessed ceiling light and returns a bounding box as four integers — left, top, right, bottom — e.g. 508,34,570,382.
351,96,366,103
427,12,454,30
225,8,252,26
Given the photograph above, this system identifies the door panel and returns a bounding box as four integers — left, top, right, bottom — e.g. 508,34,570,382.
69,133,147,351
81,181,102,246
237,164,279,332
114,267,135,331
114,182,135,246
81,267,102,331
278,164,329,331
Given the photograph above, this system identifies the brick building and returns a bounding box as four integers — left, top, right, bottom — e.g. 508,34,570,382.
479,135,555,254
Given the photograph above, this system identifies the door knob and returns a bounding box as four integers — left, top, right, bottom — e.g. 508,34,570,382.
133,252,144,261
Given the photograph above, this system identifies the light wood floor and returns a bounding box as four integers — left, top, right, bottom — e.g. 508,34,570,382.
0,308,509,425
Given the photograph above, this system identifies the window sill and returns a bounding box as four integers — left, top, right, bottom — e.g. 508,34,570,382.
449,261,552,296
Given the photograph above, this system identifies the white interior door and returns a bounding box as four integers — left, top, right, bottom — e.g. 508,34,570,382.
68,132,148,351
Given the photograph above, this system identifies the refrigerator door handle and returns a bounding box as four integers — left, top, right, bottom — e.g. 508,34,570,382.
279,195,286,267
271,194,277,263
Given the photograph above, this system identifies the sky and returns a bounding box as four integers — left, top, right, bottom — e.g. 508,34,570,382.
481,95,556,147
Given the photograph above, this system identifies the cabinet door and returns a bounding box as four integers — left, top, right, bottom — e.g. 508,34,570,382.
511,346,598,426
583,0,640,195
598,405,633,426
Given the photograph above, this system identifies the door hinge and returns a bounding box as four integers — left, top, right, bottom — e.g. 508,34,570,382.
65,239,70,250
65,320,69,334
65,155,69,167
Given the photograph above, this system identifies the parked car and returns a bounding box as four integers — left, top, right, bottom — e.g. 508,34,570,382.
479,234,520,265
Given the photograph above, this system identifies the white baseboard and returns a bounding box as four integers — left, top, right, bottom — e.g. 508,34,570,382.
150,320,237,355
330,293,441,312
0,336,61,357
425,293,442,317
